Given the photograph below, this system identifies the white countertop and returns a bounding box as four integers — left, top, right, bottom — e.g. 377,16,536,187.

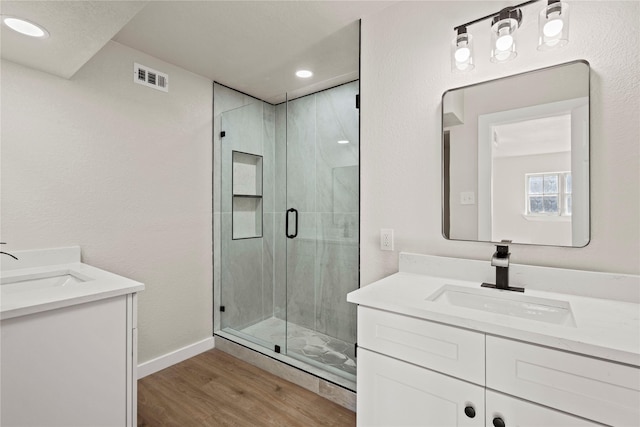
348,262,640,367
1,247,144,320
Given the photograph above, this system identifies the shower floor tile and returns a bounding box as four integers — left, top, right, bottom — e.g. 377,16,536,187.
241,317,357,376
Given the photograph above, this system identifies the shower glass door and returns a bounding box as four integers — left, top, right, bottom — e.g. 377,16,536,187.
216,81,359,387
284,82,359,380
220,100,286,353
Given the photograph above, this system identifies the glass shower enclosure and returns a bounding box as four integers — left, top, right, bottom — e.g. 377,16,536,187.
214,81,359,389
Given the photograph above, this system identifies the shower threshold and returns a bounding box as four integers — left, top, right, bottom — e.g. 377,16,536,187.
217,317,356,391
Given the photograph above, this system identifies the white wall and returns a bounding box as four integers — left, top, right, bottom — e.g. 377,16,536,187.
0,41,213,363
361,1,640,284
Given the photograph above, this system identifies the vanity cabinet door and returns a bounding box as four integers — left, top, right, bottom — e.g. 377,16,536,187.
486,390,603,427
357,348,484,427
1,295,134,427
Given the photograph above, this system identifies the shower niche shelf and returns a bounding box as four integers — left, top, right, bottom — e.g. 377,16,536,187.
232,151,263,240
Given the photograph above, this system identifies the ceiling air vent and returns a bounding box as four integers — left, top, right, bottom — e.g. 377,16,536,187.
133,63,168,92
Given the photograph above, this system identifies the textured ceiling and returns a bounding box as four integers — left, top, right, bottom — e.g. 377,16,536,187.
494,114,572,158
0,1,146,78
1,1,395,103
113,1,395,103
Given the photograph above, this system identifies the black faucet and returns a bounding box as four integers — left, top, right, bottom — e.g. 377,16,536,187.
0,242,19,260
481,242,523,292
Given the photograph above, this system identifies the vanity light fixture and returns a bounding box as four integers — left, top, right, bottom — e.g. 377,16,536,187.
295,70,313,78
490,8,522,62
538,0,569,50
451,0,569,72
451,26,474,72
2,16,49,38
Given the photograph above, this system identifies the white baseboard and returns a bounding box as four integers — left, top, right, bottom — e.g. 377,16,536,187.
137,336,215,379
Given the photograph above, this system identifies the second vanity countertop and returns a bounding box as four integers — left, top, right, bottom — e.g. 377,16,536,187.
348,263,640,367
1,247,144,320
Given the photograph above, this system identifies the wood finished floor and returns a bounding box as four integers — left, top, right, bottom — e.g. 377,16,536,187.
137,349,356,427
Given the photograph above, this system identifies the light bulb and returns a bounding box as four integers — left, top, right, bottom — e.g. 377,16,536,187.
451,28,474,72
538,2,569,50
543,18,564,37
490,8,521,62
495,34,514,51
455,46,471,62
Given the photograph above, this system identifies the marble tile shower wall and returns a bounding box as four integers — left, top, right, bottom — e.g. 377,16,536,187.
275,82,359,344
214,84,278,332
214,82,359,345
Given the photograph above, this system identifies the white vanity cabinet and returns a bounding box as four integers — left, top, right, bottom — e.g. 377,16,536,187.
1,247,144,426
356,306,630,427
358,347,484,426
349,254,640,427
484,390,602,427
357,306,485,426
486,336,638,427
1,293,139,427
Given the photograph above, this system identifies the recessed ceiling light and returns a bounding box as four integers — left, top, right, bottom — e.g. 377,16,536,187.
295,70,313,78
2,16,49,38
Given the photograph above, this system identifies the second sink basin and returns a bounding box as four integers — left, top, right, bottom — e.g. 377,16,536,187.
427,285,576,327
1,270,92,295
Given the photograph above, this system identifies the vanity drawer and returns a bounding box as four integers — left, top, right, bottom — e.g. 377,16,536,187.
358,306,485,385
486,336,640,427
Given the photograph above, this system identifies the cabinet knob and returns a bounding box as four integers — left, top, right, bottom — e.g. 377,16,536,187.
493,417,506,427
464,405,476,418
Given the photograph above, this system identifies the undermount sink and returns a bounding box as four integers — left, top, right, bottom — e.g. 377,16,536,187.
1,270,92,295
427,285,576,327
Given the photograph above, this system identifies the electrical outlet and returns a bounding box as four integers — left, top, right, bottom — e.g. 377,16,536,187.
380,229,394,251
460,191,475,205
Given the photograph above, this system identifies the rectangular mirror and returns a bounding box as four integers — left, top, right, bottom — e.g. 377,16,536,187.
442,60,590,247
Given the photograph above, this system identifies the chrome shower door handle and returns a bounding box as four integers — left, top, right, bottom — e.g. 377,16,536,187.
286,208,298,239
